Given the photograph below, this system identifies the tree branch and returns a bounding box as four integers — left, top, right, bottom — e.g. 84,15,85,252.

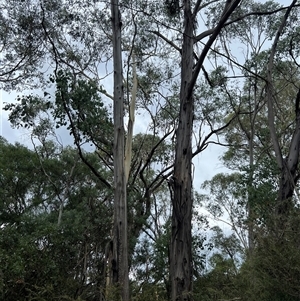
195,4,300,42
266,0,297,169
150,30,213,86
188,0,242,100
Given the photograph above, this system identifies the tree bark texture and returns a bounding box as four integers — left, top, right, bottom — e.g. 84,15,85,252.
170,1,194,300
111,0,129,300
277,88,300,214
169,1,241,300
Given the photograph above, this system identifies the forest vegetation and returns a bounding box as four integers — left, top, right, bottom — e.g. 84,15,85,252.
1,0,300,300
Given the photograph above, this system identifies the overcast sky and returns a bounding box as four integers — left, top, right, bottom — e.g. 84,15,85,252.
0,0,292,191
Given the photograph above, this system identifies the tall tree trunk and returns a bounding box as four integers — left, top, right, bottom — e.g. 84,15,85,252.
247,78,259,254
266,0,299,217
111,0,129,300
170,1,194,300
169,1,241,300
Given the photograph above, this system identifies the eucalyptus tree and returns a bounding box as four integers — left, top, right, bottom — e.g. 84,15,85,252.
154,1,300,299
266,0,300,218
4,1,300,300
2,3,167,300
110,0,129,299
199,1,300,298
159,1,242,300
189,0,300,256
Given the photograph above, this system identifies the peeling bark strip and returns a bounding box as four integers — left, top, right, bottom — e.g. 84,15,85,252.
124,52,137,183
110,0,129,300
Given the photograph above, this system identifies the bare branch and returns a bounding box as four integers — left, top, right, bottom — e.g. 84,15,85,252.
195,4,300,42
150,30,213,86
193,108,238,157
189,0,242,99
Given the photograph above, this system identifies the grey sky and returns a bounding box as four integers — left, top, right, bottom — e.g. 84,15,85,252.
0,0,294,187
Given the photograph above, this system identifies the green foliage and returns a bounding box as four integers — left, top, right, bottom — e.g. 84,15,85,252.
131,282,169,301
0,140,112,300
194,234,241,301
193,213,300,301
236,209,300,301
3,0,300,300
164,0,180,17
53,71,113,145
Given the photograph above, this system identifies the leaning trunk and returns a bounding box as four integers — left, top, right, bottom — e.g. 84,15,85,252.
110,0,129,300
170,1,194,300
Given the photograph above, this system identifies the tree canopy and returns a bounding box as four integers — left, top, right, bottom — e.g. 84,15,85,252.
2,0,300,300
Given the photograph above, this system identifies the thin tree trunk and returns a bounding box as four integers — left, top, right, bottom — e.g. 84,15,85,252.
111,0,129,300
248,136,255,252
247,78,259,254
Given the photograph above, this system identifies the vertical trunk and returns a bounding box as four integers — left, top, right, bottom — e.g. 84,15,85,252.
278,168,295,215
277,88,300,214
170,1,194,300
248,138,255,252
169,2,241,300
247,79,258,254
111,0,129,300
266,0,298,217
